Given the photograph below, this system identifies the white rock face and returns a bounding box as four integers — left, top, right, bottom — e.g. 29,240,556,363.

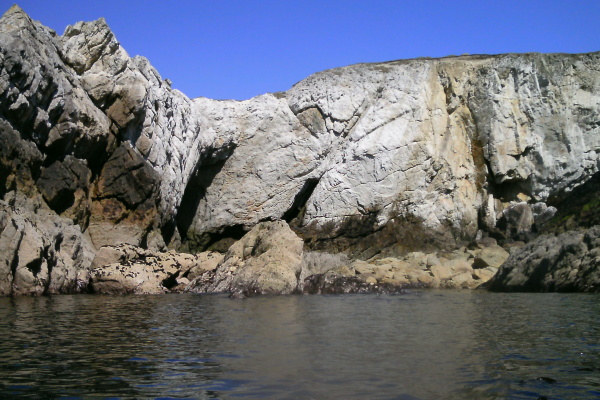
1,5,600,259
0,193,95,296
183,55,600,251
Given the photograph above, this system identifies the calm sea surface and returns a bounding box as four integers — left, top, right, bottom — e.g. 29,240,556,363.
0,291,598,399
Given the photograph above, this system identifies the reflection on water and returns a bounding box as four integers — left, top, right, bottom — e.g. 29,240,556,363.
0,291,598,399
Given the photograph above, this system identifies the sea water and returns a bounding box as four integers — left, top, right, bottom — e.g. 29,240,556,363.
0,291,598,399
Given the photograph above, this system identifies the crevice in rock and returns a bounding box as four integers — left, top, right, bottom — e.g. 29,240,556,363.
161,271,180,290
160,219,177,247
176,157,228,243
0,162,9,200
25,258,43,277
201,224,248,253
45,188,75,215
42,244,56,295
183,224,248,253
175,143,237,246
490,176,533,202
86,278,95,294
9,227,24,297
283,178,320,224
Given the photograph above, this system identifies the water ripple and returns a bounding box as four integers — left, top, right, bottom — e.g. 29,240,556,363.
0,292,598,399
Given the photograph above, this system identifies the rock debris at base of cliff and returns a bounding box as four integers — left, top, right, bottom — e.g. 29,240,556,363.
0,5,599,296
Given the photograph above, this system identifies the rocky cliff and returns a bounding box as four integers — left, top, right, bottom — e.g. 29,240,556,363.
1,5,599,295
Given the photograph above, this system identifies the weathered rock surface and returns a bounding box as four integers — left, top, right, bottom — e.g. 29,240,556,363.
89,244,222,294
343,240,509,290
487,226,600,292
1,5,600,295
0,192,95,296
188,221,304,296
486,171,600,292
85,219,511,297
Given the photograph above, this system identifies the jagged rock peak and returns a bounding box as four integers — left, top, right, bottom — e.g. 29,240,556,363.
1,4,34,30
3,4,26,17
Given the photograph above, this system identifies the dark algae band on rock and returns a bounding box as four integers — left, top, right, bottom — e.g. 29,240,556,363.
1,4,599,296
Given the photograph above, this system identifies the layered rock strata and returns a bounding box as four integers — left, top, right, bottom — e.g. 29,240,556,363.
0,5,599,295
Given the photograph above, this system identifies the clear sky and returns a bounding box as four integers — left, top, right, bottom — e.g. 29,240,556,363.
5,0,599,100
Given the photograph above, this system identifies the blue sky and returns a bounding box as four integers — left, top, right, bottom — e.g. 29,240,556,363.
6,1,600,100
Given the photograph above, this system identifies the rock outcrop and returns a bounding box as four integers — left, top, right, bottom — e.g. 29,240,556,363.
486,171,600,292
0,192,94,296
84,221,509,297
1,5,599,295
487,226,600,292
188,221,305,296
89,244,222,294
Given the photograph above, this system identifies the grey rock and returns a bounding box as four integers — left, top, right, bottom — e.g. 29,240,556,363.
487,226,600,292
1,6,600,295
0,193,95,296
531,203,557,229
36,155,91,222
500,202,535,240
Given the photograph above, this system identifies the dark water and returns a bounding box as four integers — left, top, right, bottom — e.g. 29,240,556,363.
0,291,598,400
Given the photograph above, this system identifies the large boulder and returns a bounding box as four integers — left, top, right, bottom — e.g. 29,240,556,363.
487,226,600,292
189,221,304,296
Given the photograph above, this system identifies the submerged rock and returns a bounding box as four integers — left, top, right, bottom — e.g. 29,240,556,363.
300,273,407,295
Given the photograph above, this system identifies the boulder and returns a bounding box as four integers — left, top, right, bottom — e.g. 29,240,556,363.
471,245,510,269
473,267,498,282
499,202,535,241
189,221,304,296
487,226,600,292
429,264,453,280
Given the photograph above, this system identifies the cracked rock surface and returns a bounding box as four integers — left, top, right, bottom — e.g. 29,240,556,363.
1,5,599,295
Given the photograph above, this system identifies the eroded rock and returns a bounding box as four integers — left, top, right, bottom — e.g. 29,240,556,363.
487,226,600,292
89,243,221,294
188,221,304,296
1,6,600,295
0,193,95,296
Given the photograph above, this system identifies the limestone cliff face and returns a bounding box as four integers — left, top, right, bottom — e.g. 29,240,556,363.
0,5,599,294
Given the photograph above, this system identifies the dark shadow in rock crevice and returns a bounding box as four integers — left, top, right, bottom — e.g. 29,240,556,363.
176,158,228,244
283,177,320,225
186,224,248,253
175,143,238,248
162,271,180,290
